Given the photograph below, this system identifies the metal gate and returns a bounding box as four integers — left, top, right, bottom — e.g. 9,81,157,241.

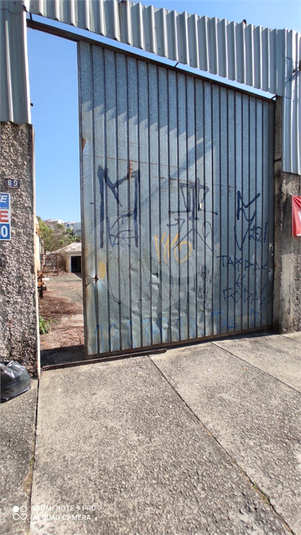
78,41,275,356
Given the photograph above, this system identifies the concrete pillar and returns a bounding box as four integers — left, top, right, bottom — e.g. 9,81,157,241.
273,98,301,333
0,122,39,376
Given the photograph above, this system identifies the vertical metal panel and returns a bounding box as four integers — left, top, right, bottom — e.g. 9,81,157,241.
282,29,301,174
255,99,264,327
127,56,140,349
219,87,227,334
226,88,236,332
0,0,31,123
211,83,221,335
138,58,150,348
92,45,108,354
177,71,186,340
194,78,204,338
78,42,275,356
78,41,97,354
203,81,213,337
167,69,179,342
234,91,242,332
157,66,169,343
186,75,196,340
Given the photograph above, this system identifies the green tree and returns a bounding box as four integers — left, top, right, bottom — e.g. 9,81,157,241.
37,217,54,252
37,217,81,252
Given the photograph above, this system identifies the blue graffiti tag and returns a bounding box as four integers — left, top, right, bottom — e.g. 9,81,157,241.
235,191,268,251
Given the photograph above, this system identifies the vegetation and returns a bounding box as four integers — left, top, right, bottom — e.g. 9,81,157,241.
37,217,81,252
39,316,52,334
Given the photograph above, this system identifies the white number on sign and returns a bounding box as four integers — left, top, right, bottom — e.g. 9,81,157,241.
0,226,8,238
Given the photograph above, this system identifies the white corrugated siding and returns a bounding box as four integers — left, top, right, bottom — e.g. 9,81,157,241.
282,29,301,174
1,0,300,174
0,0,31,123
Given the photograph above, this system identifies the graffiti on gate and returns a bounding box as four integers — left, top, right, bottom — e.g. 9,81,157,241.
169,178,218,252
212,190,272,311
98,165,217,263
217,252,269,307
211,311,236,330
217,255,269,276
222,274,267,305
98,165,140,249
235,190,268,251
155,232,192,264
93,174,272,351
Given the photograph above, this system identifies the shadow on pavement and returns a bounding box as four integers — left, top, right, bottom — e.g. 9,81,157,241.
41,345,86,367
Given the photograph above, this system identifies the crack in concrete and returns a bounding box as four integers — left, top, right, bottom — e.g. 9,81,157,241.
27,379,40,532
149,355,296,535
212,340,301,395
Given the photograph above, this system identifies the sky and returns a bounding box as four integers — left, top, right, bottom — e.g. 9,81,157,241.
27,0,301,223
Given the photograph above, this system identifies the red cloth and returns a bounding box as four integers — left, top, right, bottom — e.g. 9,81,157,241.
292,196,301,236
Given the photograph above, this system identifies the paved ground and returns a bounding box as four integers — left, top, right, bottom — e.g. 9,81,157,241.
1,331,301,535
0,380,38,535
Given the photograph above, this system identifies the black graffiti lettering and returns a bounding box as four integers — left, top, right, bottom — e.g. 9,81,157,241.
179,180,211,214
235,190,269,251
169,178,218,251
243,284,267,305
217,255,243,269
217,255,269,275
98,165,140,249
236,190,260,222
222,273,246,303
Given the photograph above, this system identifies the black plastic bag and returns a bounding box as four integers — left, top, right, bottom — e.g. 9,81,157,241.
0,361,31,402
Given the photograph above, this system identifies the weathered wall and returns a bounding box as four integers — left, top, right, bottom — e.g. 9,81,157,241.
274,98,301,333
0,122,39,376
274,172,301,332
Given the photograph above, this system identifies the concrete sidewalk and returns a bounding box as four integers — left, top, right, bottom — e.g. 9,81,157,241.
1,331,301,535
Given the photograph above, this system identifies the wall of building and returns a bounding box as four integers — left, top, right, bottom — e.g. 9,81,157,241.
0,122,39,376
274,98,301,333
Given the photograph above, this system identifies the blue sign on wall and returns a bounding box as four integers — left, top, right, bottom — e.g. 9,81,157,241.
0,193,11,240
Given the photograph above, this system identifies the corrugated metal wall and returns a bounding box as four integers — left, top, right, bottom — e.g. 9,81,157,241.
0,0,31,123
78,42,275,356
26,0,291,93
22,0,301,177
282,29,301,173
1,0,300,174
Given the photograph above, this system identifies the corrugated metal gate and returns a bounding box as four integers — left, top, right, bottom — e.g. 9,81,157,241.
78,41,275,357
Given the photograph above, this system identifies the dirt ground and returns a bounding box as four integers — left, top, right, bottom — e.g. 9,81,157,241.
38,273,86,367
